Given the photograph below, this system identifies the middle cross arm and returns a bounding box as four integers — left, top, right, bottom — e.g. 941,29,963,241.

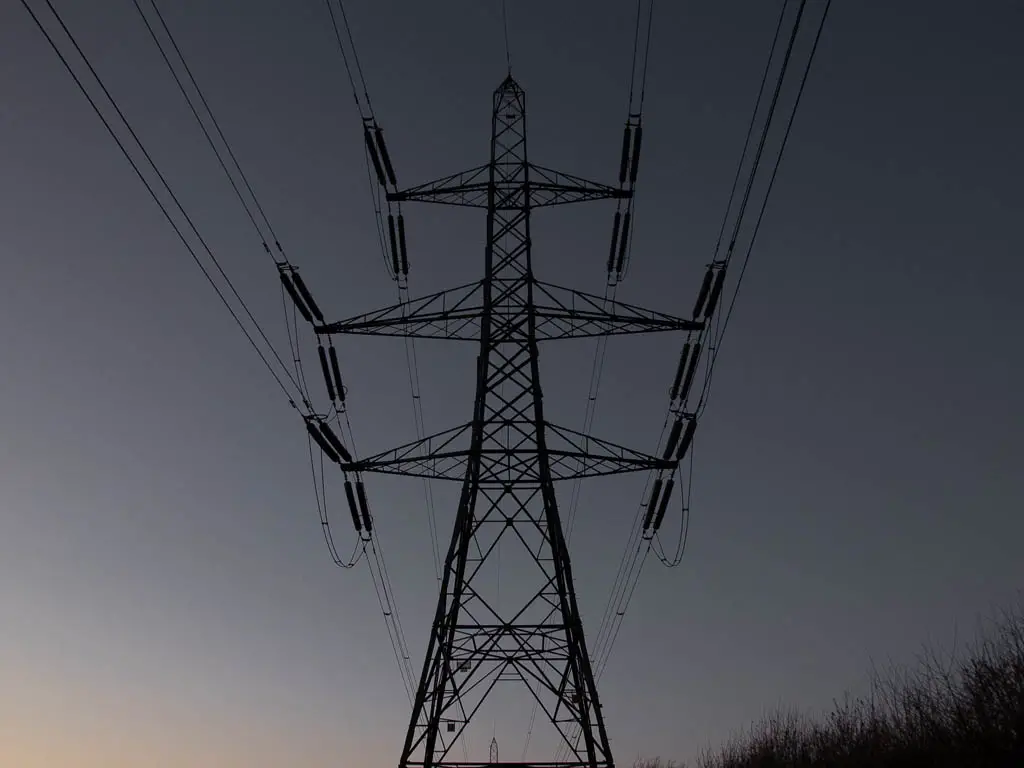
339,421,673,483
316,280,702,340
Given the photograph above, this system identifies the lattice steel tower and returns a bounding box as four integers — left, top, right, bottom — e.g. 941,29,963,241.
315,75,702,768
23,0,823,764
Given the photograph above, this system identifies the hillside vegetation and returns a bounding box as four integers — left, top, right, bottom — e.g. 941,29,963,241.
643,602,1024,767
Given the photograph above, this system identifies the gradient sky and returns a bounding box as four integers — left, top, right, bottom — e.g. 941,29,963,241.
2,1,1023,766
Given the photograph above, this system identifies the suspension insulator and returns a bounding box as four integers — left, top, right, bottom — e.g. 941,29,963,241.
616,211,631,273
692,267,714,319
375,127,397,187
680,342,701,401
291,272,324,323
618,125,632,184
663,419,683,460
364,126,386,186
607,211,622,273
281,272,313,324
328,345,345,403
356,480,373,533
317,344,336,401
397,213,409,275
629,124,643,184
318,421,353,464
642,477,664,530
676,419,697,461
387,214,400,275
344,480,363,532
704,266,727,320
306,419,339,463
670,343,692,401
653,477,675,531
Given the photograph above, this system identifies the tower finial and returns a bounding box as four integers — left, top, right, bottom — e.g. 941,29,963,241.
502,0,512,74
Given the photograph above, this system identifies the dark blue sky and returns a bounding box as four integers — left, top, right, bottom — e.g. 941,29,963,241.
1,1,1022,766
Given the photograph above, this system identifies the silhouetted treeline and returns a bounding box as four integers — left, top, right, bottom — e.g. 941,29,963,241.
639,601,1024,767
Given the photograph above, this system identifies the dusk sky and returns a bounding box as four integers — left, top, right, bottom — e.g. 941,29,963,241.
2,1,1023,766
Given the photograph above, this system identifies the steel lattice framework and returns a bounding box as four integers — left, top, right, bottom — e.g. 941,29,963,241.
22,0,829,765
317,76,703,768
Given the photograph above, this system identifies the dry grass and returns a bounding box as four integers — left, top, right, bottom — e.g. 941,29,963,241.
637,601,1024,767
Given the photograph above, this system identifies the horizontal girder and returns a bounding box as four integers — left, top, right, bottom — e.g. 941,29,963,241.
316,280,702,340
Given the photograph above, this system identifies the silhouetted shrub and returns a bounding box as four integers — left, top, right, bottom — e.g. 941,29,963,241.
636,600,1024,767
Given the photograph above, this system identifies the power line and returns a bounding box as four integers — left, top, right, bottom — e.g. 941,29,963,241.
135,0,285,261
697,0,832,418
365,538,416,704
549,5,659,755
318,0,443,582
561,5,832,755
132,0,319,410
566,0,658,544
316,1,447,713
30,1,831,762
323,0,364,115
334,0,375,115
20,0,303,410
637,0,655,112
709,0,789,266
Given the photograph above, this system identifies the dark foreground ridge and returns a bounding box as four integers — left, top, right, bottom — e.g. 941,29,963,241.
641,600,1024,767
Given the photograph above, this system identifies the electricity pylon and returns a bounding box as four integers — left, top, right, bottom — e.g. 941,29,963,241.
314,75,703,768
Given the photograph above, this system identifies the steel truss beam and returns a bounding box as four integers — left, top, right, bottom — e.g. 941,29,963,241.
386,163,630,209
317,281,701,341
341,421,672,482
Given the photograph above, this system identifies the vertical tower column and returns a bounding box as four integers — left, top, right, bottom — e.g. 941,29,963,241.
398,76,614,768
